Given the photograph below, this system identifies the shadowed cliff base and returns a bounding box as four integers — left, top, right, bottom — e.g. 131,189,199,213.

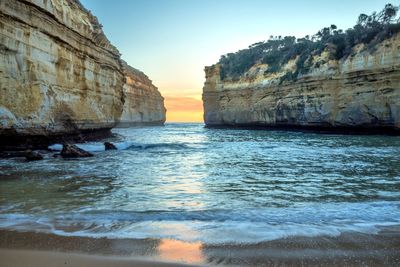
204,124,400,136
0,129,113,151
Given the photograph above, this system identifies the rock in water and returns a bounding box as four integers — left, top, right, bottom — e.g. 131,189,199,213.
61,145,93,158
104,142,117,150
25,151,43,161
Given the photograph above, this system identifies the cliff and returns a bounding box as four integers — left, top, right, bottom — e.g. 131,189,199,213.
203,34,400,133
0,0,166,148
118,62,166,127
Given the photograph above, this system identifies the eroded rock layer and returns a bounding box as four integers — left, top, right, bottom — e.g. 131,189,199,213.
203,34,400,133
118,62,166,127
0,0,124,140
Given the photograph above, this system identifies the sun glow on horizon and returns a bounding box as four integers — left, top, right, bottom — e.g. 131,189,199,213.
164,95,204,122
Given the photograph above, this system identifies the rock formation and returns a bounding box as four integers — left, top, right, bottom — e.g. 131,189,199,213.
61,144,93,158
24,150,44,161
118,62,166,127
203,34,400,133
0,0,166,148
104,142,117,150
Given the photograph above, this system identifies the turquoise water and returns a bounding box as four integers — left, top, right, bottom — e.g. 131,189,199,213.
0,123,400,243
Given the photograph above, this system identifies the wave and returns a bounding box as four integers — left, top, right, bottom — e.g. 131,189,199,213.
125,143,189,150
1,201,399,244
48,142,189,152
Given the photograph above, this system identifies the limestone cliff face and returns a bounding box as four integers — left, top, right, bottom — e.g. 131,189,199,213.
118,62,166,127
203,34,400,132
0,0,125,139
0,0,166,147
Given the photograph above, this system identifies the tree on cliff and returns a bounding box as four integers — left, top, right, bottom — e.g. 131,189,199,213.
218,3,400,81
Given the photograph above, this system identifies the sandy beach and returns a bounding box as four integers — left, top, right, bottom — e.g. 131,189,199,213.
0,249,201,267
1,228,400,267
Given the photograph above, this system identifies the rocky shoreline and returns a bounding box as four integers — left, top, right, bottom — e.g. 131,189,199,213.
0,140,123,161
0,129,113,151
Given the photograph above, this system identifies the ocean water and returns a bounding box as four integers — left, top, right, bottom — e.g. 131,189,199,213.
1,123,400,244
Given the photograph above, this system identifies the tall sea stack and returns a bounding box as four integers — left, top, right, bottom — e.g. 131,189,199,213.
118,61,166,127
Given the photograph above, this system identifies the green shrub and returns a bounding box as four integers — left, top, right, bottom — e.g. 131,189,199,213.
218,3,400,81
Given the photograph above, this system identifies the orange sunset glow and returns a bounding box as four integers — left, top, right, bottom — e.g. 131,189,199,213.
164,96,204,123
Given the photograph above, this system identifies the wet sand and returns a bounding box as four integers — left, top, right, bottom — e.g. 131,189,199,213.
1,228,400,266
0,249,200,267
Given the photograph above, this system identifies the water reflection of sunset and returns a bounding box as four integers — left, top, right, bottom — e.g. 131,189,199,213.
157,239,204,265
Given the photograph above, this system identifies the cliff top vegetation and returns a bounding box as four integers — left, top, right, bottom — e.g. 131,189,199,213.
218,4,400,82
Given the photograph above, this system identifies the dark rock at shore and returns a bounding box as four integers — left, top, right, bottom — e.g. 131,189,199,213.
0,129,113,151
0,151,29,159
61,144,93,158
0,150,43,161
25,151,43,161
104,142,117,150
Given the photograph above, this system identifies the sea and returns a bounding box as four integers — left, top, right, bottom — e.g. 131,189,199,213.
1,123,400,244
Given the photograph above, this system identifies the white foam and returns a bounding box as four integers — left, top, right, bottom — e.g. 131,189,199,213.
115,141,136,150
0,218,397,244
1,201,400,244
75,144,105,152
48,144,63,151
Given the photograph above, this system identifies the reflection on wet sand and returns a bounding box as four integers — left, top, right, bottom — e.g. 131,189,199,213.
157,239,204,265
0,230,206,265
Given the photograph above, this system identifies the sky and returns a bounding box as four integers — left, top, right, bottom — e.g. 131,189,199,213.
80,0,391,122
